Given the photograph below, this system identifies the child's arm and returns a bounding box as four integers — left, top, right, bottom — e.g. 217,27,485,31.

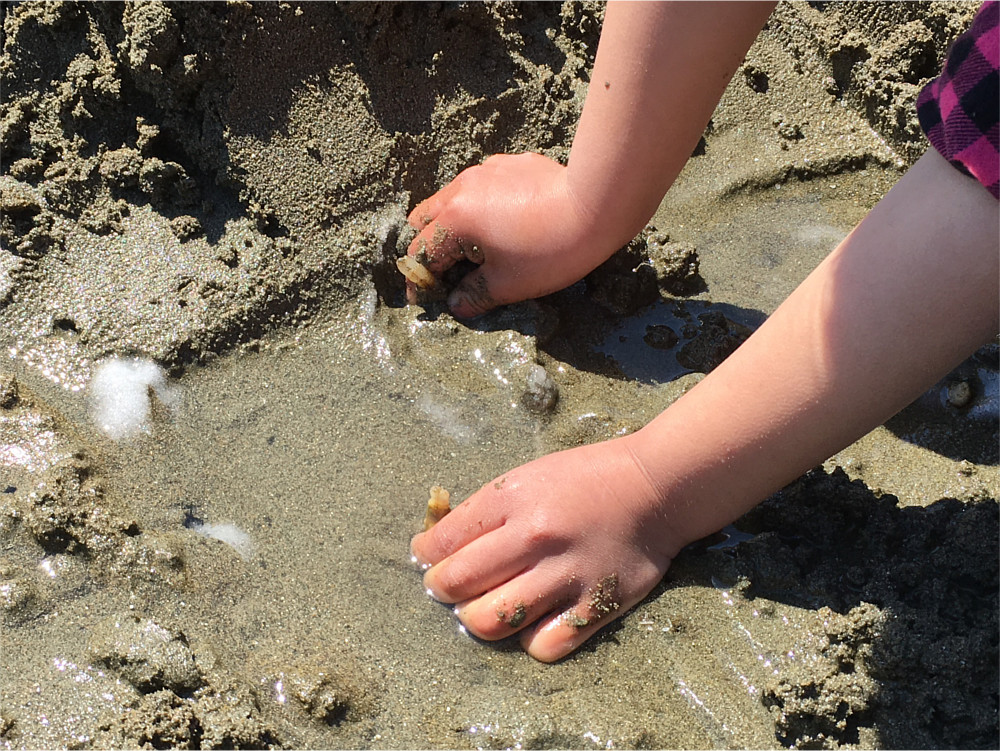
405,1,776,317
411,146,999,662
627,147,999,546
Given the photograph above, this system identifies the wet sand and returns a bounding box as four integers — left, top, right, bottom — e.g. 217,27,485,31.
1,2,997,749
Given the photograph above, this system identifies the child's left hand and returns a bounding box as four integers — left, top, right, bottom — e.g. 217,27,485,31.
410,435,683,662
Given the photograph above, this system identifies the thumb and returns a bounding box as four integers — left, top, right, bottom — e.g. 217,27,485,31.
447,266,502,319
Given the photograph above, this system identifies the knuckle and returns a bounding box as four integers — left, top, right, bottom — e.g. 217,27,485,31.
456,164,482,185
463,242,485,264
448,189,480,218
519,514,560,548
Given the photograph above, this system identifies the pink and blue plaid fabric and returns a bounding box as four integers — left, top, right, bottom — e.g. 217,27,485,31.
917,1,999,200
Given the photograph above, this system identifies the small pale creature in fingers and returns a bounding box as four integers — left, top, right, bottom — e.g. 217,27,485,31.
423,485,452,531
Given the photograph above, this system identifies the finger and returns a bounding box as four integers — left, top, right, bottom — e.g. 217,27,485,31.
520,564,664,663
406,220,467,277
423,525,558,604
410,484,508,565
519,605,611,663
447,265,503,319
407,176,466,229
454,563,579,641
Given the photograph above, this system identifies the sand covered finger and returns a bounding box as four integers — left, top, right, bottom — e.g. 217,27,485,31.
519,565,665,663
517,608,600,663
445,265,505,319
406,220,470,276
454,565,581,641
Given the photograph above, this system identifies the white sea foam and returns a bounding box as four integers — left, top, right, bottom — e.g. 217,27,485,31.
416,392,477,443
190,521,255,561
89,357,179,440
370,193,409,248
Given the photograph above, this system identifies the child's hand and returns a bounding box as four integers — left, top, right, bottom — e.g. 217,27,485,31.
405,153,611,319
410,436,684,662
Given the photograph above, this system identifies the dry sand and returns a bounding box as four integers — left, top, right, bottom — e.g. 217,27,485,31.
1,2,997,749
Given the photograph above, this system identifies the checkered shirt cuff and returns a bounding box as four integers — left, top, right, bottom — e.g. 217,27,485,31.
917,1,999,200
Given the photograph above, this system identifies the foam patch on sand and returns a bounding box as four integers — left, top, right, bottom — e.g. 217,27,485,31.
189,521,255,560
89,357,180,440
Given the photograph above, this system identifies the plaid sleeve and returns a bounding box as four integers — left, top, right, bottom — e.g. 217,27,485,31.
916,1,999,200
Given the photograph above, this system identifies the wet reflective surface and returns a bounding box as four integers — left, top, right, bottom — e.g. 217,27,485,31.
3,282,997,748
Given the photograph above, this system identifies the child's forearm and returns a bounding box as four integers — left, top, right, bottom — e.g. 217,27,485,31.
566,1,775,253
625,148,1000,545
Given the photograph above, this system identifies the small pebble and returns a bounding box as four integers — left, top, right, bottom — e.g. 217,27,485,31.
521,364,558,414
946,379,973,409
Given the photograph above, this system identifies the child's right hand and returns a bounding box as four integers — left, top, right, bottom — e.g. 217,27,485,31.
410,435,685,662
405,153,613,318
